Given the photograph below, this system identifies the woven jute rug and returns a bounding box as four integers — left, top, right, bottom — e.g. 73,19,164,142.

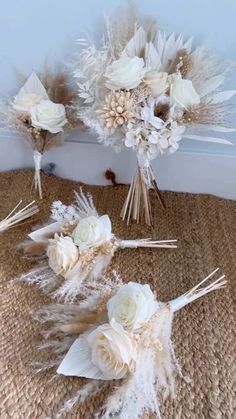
0,168,236,419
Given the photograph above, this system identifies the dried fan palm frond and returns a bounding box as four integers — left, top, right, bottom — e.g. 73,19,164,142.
187,47,229,95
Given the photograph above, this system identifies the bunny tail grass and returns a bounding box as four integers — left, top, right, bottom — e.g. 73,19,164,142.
169,268,227,312
0,200,39,232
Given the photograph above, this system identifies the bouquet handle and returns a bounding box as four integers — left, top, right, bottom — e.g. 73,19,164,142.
33,151,43,199
120,160,166,226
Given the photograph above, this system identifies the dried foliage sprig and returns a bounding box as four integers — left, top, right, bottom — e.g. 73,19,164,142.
0,68,80,199
0,200,39,233
19,189,176,302
34,268,226,418
74,5,235,225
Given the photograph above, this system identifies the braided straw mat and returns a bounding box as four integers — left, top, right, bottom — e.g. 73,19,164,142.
0,169,236,419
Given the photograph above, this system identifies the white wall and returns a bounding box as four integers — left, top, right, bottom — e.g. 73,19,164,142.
0,0,236,196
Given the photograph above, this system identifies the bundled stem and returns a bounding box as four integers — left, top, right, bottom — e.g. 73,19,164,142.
0,200,39,233
119,238,177,249
120,163,166,226
169,268,227,312
33,150,43,199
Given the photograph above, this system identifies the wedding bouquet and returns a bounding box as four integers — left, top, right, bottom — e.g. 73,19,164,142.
35,268,226,418
0,69,79,198
21,189,176,301
74,5,235,225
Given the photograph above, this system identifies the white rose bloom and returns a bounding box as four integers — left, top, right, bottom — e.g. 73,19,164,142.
88,319,137,380
144,71,169,97
30,100,67,133
13,93,45,113
47,234,79,276
104,56,147,90
107,282,158,331
169,74,200,109
72,215,112,250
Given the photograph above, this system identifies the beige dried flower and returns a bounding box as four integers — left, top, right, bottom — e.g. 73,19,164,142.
97,90,136,129
132,82,151,104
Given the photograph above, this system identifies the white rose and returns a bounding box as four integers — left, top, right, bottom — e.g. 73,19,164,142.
104,56,147,90
144,71,169,97
88,319,137,379
107,282,158,331
13,93,46,113
169,74,200,109
72,215,112,250
47,234,79,276
30,100,67,133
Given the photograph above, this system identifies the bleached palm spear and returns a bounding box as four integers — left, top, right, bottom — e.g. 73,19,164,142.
0,200,39,233
35,268,226,419
21,189,176,301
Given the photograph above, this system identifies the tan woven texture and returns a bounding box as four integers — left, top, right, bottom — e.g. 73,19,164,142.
0,168,236,419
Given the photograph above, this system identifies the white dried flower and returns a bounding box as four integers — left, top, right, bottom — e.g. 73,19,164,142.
47,234,79,276
30,100,67,133
143,71,169,98
88,319,137,379
169,74,200,109
72,215,112,250
13,93,45,113
104,56,147,90
107,282,158,331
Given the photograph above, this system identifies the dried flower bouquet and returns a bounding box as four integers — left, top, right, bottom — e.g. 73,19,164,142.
35,268,226,418
0,68,79,198
74,5,235,225
21,189,176,301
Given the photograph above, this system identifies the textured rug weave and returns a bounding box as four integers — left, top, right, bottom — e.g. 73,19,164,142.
0,168,236,419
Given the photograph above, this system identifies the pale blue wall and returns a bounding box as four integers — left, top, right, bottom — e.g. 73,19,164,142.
0,0,235,154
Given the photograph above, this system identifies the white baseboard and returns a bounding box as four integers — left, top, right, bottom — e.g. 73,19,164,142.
0,135,235,200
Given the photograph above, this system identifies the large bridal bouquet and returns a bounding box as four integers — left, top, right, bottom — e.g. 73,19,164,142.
0,69,79,198
35,269,226,418
21,189,176,301
74,6,235,225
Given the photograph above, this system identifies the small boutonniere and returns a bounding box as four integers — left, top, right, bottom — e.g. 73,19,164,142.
21,189,176,301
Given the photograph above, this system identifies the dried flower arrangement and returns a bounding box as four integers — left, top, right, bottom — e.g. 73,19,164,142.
74,4,235,225
0,200,38,233
35,268,226,418
20,189,176,301
0,68,79,198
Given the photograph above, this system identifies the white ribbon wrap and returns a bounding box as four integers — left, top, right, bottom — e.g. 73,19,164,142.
33,151,42,199
137,154,152,190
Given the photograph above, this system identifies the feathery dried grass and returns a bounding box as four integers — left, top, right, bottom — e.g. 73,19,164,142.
168,48,193,78
180,101,232,127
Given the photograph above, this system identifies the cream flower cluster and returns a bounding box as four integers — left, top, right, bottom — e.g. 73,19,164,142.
46,214,112,277
13,73,67,134
105,56,200,109
77,30,202,165
93,282,158,379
